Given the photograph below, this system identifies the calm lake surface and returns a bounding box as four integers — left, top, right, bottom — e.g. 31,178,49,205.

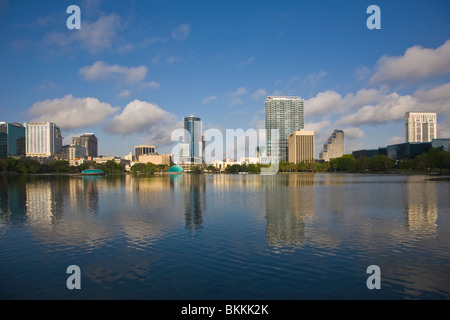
0,173,449,300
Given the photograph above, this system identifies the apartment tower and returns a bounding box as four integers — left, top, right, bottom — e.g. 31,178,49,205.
265,96,304,161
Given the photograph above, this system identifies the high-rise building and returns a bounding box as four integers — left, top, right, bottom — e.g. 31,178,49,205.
184,115,203,163
25,122,62,157
62,144,87,166
319,129,345,162
0,122,26,158
405,112,437,143
72,133,98,157
134,145,156,161
265,96,304,161
288,130,315,164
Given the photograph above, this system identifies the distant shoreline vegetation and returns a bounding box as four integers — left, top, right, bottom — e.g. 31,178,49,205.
1,147,449,176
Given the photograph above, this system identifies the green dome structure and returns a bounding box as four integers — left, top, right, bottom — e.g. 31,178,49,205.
81,169,105,175
168,165,184,173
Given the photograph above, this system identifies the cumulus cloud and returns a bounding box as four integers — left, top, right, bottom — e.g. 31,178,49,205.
332,82,450,127
342,127,364,140
79,61,147,84
370,39,450,84
337,93,418,126
105,100,182,147
171,24,191,41
28,94,119,130
305,90,344,116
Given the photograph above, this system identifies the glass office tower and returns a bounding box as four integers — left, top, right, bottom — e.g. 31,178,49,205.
0,122,26,158
184,115,203,163
265,96,304,161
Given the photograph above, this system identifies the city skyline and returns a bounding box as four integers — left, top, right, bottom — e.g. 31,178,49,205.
1,1,450,158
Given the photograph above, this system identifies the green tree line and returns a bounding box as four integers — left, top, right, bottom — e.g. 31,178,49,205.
0,158,125,174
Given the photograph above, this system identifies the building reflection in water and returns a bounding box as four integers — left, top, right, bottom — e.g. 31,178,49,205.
264,173,315,251
181,174,206,235
0,176,27,232
405,176,438,236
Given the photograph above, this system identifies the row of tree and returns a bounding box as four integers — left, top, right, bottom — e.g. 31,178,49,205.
2,148,449,175
276,147,450,173
0,158,125,174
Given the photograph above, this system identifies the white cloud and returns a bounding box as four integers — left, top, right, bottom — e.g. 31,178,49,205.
231,86,247,106
305,90,343,116
303,70,327,85
343,127,364,140
203,95,218,105
387,136,404,145
118,89,131,98
238,57,255,67
370,39,450,84
414,83,450,102
45,13,121,54
337,93,418,126
171,24,191,41
140,81,160,90
251,89,267,100
353,65,371,81
28,94,119,130
79,61,147,84
105,100,182,147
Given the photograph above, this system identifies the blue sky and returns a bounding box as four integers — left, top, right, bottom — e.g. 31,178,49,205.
1,0,450,158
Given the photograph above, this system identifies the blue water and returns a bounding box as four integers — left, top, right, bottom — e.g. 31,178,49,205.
0,173,449,299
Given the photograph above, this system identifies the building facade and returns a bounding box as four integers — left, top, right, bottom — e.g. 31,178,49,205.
72,133,98,157
288,130,314,164
319,129,344,162
184,115,203,163
405,112,437,143
62,144,87,166
0,122,26,158
265,96,304,161
387,142,432,161
134,145,156,161
25,122,62,157
138,154,173,166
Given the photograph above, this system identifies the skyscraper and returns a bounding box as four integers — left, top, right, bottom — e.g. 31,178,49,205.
0,122,26,158
288,130,315,164
319,129,345,162
72,133,98,157
405,112,437,143
265,96,304,161
184,115,203,163
25,122,62,157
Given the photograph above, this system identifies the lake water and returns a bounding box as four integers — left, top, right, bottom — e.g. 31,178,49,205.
0,173,449,300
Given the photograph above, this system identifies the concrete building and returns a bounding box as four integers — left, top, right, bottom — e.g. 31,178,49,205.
72,133,98,157
0,122,25,158
319,129,344,162
139,154,173,166
288,130,315,164
134,145,156,161
25,122,62,158
405,112,437,143
62,144,87,166
265,96,304,162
